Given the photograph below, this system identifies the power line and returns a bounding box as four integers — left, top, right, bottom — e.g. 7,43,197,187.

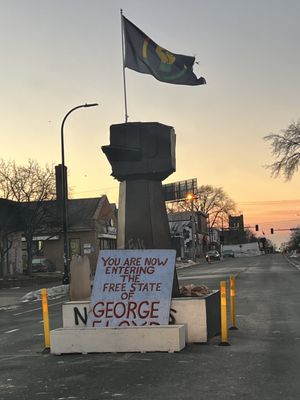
246,219,300,225
237,199,300,205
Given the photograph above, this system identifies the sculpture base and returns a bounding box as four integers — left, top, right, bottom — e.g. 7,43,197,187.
61,292,221,344
50,325,186,354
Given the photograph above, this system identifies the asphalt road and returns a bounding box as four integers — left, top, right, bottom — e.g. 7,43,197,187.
0,254,300,400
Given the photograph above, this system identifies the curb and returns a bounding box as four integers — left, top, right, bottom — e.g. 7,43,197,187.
176,259,206,270
0,274,63,289
283,255,300,271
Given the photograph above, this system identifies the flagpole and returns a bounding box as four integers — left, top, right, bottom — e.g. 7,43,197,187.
120,9,128,123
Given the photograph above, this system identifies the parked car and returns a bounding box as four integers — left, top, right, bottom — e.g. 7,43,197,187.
206,250,221,261
223,249,235,258
31,258,56,272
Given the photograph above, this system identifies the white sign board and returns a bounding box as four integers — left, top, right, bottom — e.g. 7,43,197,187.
87,249,176,328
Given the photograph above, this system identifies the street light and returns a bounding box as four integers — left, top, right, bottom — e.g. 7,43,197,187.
61,103,98,285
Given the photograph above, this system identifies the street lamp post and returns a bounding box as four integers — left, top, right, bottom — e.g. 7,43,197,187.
207,214,212,250
186,193,197,262
61,103,98,285
221,212,224,260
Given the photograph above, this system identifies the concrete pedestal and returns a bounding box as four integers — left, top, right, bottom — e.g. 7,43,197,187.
50,325,186,354
61,291,220,344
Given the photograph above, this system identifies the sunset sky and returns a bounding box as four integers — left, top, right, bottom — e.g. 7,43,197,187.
1,0,300,247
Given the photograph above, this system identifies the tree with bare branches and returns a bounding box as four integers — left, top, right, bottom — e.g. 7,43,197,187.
264,120,300,180
286,227,300,251
166,184,236,229
0,160,56,275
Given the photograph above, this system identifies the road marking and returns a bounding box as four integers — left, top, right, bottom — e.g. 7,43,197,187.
13,300,64,316
5,328,20,334
13,306,42,316
0,354,41,362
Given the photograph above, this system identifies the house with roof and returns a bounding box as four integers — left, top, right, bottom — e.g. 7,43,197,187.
27,196,117,274
0,196,117,275
1,163,117,275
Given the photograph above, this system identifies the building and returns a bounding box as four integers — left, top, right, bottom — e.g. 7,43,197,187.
0,196,117,275
168,210,208,259
0,199,23,276
25,196,117,274
222,214,246,244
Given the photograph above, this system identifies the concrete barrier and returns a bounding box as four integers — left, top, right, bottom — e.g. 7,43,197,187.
50,325,186,354
171,291,220,342
61,290,220,343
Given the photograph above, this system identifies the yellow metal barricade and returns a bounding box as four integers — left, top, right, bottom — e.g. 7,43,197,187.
229,276,238,330
219,281,230,346
41,288,50,351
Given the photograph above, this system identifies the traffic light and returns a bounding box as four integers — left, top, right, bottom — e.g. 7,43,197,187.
255,224,259,231
271,228,274,234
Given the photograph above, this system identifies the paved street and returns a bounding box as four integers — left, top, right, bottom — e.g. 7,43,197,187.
0,254,300,399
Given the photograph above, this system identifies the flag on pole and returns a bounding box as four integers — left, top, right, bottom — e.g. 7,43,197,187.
123,16,206,86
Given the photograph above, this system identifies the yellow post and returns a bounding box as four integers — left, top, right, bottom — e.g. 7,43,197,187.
41,288,50,350
229,276,238,330
219,280,230,346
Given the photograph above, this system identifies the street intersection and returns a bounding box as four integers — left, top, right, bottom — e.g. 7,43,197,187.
1,254,300,400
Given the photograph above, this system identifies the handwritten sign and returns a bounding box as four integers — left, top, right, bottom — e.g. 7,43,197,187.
87,249,176,327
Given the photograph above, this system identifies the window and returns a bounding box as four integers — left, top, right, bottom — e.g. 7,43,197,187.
99,238,116,250
31,240,44,257
69,238,81,258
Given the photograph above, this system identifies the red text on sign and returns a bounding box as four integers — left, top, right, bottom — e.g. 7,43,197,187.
93,300,160,319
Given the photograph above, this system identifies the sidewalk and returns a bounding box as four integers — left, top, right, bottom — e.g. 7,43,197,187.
284,254,300,271
0,272,63,289
175,257,206,270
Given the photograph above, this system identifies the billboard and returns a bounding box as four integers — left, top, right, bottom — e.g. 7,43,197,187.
163,178,197,201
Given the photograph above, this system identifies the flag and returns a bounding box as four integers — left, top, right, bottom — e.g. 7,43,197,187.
123,16,206,86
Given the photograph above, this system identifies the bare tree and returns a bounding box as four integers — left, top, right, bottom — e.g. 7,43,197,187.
286,227,300,251
166,185,236,229
0,160,56,275
264,120,300,180
244,228,258,243
195,185,236,228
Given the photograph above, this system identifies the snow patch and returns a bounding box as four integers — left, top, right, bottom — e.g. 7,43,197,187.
21,285,69,302
0,305,19,311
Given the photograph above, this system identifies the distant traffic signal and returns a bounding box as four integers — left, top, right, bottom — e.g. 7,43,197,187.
271,228,274,234
255,224,259,231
